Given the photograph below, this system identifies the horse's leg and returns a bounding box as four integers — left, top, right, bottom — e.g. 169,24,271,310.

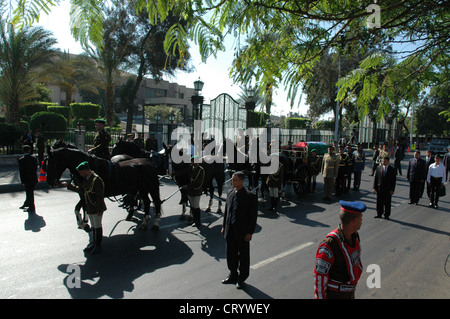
205,182,214,213
139,192,152,230
217,179,224,214
151,197,162,231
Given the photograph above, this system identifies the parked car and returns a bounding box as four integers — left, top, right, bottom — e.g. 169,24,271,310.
428,139,449,155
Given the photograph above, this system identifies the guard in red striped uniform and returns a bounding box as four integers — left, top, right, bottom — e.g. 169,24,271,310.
314,200,366,299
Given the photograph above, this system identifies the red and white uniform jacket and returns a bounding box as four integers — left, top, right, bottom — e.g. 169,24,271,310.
314,225,363,299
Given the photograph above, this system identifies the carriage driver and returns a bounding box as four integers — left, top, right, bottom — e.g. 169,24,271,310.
64,161,107,255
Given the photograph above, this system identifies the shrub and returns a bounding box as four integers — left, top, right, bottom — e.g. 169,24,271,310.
47,105,71,121
70,102,101,119
22,102,57,118
285,117,312,129
29,111,67,139
248,110,270,128
0,122,21,148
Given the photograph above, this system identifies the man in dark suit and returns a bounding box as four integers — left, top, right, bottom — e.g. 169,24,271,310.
18,145,38,213
373,156,396,219
406,150,426,205
221,171,258,289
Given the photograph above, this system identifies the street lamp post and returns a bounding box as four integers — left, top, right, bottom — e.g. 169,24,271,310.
168,111,175,146
191,77,204,126
245,87,256,130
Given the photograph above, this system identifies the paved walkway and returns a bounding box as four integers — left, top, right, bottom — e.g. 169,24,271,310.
0,163,70,193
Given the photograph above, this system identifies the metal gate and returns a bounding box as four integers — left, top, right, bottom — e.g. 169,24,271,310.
201,93,247,140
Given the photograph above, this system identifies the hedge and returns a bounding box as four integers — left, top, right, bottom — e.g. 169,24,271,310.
70,102,101,119
29,111,67,139
22,102,58,118
285,117,312,129
0,122,21,147
248,110,270,128
47,105,71,121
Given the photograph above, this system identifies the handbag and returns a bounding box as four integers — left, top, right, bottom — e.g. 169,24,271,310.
438,184,446,197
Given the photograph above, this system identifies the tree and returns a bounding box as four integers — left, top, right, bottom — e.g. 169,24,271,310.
49,51,99,106
8,0,450,120
102,0,192,133
0,17,57,125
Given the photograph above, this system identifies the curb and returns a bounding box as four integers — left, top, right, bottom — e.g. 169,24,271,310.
0,179,70,194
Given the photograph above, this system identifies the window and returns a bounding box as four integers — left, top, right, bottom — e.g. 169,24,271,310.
146,88,167,98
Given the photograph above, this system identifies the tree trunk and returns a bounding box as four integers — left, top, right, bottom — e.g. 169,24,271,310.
106,82,115,128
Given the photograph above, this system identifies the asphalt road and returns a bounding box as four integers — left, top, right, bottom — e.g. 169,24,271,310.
0,164,449,301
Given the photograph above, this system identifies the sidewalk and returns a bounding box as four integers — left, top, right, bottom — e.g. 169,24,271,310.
0,164,70,194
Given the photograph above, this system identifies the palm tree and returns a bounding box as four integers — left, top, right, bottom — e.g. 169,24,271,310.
49,51,100,106
0,19,57,125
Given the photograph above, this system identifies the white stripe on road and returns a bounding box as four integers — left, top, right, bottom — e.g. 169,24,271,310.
251,242,315,270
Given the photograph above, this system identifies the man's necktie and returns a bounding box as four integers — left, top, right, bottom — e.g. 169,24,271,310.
231,192,237,224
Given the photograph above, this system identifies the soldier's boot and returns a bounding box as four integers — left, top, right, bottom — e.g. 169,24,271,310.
312,181,316,193
90,227,103,255
83,228,95,253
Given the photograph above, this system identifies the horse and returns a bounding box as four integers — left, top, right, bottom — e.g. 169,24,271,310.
45,147,163,230
169,143,226,215
111,138,169,176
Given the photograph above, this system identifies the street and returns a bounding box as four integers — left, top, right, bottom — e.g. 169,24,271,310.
0,161,449,300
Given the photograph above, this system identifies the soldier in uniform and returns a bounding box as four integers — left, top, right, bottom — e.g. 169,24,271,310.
314,200,366,299
181,156,205,227
345,144,355,193
370,144,382,176
377,144,390,166
64,161,107,255
306,149,321,193
335,145,349,196
266,153,283,211
88,119,111,160
321,145,339,201
352,143,366,191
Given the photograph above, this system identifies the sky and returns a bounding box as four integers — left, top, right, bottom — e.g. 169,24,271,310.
35,1,309,117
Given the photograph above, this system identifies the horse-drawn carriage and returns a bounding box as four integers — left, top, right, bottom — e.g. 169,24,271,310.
280,141,327,194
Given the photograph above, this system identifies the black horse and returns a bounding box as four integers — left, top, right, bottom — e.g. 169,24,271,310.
111,139,169,176
45,147,163,230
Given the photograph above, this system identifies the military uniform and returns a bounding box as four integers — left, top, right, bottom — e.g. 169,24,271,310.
335,151,349,196
307,151,321,193
353,146,366,191
266,162,284,210
314,201,366,299
89,119,111,160
186,161,205,227
345,147,355,192
67,161,107,254
321,149,339,199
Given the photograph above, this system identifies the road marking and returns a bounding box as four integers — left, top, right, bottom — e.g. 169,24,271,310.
251,242,315,270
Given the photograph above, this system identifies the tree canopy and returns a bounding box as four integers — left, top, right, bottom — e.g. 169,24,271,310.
5,0,450,126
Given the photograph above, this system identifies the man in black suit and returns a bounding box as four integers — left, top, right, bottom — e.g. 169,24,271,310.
221,171,258,289
18,145,38,213
406,150,426,205
373,156,396,220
